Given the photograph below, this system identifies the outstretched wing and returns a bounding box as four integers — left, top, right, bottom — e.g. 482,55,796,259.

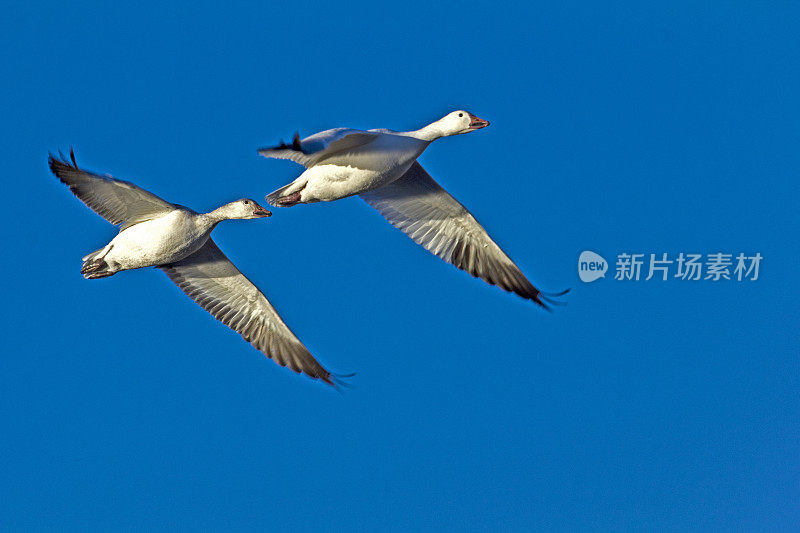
361,162,558,308
160,239,337,385
257,128,379,167
49,150,176,229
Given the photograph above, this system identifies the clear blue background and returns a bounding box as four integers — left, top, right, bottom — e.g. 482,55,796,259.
2,2,798,530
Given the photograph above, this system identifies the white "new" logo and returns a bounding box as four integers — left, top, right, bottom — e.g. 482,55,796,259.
578,251,607,283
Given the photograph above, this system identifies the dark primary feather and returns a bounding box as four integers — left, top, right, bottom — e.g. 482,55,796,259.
269,132,306,153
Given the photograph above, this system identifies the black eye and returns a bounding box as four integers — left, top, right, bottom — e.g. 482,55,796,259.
244,200,249,204
459,113,463,117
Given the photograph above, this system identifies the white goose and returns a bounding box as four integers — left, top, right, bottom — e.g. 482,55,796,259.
50,150,340,386
259,111,565,308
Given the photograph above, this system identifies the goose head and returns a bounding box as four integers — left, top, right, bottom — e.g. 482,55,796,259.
440,110,490,135
219,198,272,220
418,110,490,140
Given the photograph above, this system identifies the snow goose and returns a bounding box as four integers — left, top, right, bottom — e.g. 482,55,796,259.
50,150,341,386
258,111,565,308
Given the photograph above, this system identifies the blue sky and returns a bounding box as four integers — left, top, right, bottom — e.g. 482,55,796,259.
2,2,798,530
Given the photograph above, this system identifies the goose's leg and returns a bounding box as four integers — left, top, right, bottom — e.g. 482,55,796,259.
276,192,302,206
80,244,118,279
266,177,308,207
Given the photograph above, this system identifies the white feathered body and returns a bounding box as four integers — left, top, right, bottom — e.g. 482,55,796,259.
88,210,212,271
294,133,429,202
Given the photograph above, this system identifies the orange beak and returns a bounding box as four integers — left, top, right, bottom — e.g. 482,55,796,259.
468,113,490,130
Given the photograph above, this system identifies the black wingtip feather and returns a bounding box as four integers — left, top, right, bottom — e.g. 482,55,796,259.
329,371,356,391
542,288,571,298
48,152,72,178
48,148,80,174
536,288,570,310
257,132,307,156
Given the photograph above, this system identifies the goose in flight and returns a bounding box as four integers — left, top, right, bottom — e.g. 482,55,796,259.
258,111,565,308
50,150,340,386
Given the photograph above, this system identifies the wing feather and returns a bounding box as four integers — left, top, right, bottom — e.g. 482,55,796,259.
257,128,379,167
160,239,336,385
361,162,555,308
49,151,175,229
